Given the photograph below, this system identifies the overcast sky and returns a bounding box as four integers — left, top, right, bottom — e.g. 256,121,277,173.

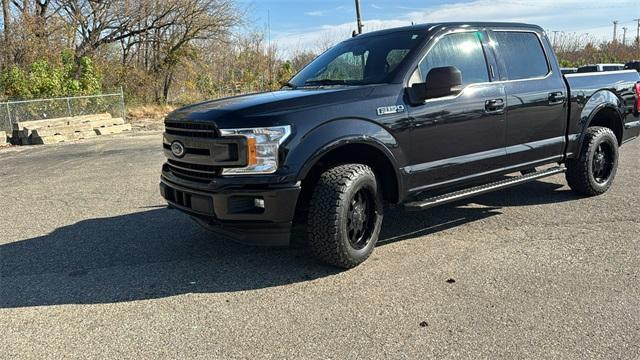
239,0,639,56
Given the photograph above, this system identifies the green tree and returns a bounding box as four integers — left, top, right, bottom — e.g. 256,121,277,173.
28,59,64,98
61,49,82,95
275,61,294,88
0,51,102,100
78,56,101,95
0,66,32,99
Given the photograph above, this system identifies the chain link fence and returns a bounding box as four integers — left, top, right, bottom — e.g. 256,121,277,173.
0,89,126,133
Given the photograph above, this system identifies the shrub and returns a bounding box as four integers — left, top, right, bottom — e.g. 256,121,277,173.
0,66,32,99
0,50,103,100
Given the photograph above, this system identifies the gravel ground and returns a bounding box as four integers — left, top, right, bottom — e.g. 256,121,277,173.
0,132,639,359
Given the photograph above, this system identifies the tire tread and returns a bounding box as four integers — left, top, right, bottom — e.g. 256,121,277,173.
308,164,377,268
566,126,618,196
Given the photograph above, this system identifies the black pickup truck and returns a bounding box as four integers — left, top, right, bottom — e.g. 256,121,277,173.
160,22,640,268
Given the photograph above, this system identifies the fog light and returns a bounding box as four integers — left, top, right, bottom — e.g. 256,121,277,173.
254,198,265,209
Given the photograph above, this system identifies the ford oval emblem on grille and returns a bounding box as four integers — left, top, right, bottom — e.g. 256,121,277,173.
171,141,186,158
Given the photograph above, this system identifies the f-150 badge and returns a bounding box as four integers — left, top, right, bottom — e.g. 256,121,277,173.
377,105,405,116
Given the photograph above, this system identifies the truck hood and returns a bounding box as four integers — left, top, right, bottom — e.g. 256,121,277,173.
166,86,379,125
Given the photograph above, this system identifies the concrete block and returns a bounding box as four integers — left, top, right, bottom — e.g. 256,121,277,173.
15,118,72,131
13,113,113,131
94,123,131,135
29,130,96,145
89,117,126,128
12,114,128,145
72,130,99,140
0,131,6,145
30,124,94,137
29,134,68,145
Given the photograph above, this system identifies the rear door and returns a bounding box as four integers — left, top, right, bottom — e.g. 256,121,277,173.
406,30,506,193
488,29,568,167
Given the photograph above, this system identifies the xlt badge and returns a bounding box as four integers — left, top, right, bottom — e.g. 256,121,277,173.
377,105,405,116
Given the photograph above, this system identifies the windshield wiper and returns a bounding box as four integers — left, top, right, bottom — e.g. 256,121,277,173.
304,79,349,86
281,81,298,90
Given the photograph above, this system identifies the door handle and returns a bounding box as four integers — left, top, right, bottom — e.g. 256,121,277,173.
548,92,566,104
484,99,505,113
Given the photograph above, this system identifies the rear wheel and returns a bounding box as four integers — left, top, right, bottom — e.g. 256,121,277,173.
566,126,619,196
307,164,383,268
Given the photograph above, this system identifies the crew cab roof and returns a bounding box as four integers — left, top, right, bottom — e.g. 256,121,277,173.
353,22,544,38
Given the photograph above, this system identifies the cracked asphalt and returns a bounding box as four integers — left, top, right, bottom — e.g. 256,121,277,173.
1,132,639,359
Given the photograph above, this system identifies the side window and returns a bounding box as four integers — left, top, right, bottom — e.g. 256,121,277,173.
603,65,622,71
492,31,549,80
577,66,597,73
418,32,489,86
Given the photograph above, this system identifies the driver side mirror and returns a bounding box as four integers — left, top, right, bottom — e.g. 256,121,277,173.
407,66,463,105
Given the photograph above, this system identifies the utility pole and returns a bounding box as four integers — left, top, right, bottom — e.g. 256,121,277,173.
267,9,272,88
552,30,559,49
613,20,618,42
622,26,628,45
355,0,363,35
635,18,640,47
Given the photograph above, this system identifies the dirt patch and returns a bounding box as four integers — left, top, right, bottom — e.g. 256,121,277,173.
127,105,175,132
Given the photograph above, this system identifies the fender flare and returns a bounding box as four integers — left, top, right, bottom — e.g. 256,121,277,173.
574,90,625,157
286,118,407,201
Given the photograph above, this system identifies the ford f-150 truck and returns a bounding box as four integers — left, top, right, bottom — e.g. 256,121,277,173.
160,22,640,268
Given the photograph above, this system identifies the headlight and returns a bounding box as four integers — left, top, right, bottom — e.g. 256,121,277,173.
219,125,292,175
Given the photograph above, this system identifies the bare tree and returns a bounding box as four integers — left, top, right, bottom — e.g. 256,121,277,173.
150,0,238,102
56,0,180,68
1,0,13,66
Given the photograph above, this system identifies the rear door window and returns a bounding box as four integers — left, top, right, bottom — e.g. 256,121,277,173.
492,31,549,80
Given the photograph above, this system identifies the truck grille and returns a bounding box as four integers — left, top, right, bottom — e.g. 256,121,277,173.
165,159,219,183
164,121,219,138
163,121,221,183
162,120,245,184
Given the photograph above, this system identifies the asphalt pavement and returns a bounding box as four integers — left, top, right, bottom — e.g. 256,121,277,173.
1,132,639,359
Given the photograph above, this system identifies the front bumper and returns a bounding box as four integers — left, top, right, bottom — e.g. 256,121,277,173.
160,176,301,246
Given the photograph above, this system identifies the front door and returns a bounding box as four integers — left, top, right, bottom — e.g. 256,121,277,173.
406,30,506,193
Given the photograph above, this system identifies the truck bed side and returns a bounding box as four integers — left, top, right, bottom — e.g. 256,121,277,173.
564,70,640,158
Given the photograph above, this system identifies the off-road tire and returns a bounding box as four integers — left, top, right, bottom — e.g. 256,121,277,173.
307,164,383,268
566,126,619,196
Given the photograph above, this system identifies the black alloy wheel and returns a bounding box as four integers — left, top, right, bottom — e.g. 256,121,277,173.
346,188,376,250
307,163,384,268
591,142,615,184
566,126,619,196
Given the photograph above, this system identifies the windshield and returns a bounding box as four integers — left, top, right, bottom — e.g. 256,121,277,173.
289,30,424,87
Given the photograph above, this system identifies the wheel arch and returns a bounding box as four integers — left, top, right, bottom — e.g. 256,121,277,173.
298,139,403,205
574,91,625,158
585,104,624,145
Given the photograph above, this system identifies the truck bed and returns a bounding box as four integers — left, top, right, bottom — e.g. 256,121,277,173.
564,70,640,156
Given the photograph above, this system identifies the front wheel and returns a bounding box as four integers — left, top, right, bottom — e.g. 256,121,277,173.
566,126,619,196
307,164,384,268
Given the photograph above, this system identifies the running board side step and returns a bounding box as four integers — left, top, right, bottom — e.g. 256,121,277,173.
404,166,566,211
